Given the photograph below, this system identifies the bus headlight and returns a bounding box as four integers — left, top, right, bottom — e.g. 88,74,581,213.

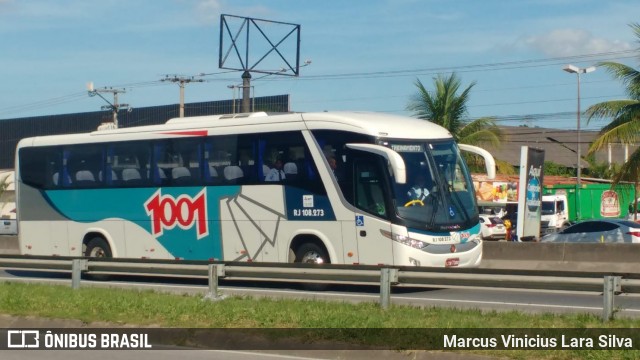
380,230,428,250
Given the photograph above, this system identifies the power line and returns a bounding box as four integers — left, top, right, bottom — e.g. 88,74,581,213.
1,49,638,118
0,92,88,117
87,86,130,128
160,75,205,118
258,50,639,81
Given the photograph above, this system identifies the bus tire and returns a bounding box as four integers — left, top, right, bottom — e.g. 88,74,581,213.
294,242,330,291
294,242,329,265
85,237,112,258
84,237,112,281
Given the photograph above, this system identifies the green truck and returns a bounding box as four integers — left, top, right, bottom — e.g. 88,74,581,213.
541,183,636,234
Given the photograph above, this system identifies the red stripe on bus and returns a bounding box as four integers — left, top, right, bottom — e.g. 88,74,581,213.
160,130,208,136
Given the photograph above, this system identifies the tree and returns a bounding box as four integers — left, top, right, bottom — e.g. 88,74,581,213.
544,161,574,177
0,174,9,199
586,23,640,211
407,73,511,174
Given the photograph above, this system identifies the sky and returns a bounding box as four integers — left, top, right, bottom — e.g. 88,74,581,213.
0,0,639,131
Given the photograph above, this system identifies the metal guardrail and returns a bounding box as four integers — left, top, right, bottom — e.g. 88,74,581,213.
1,254,638,322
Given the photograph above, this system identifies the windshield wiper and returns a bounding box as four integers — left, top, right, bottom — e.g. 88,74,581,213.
447,183,471,222
428,191,439,229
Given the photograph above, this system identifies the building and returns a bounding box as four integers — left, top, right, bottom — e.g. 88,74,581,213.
484,126,638,170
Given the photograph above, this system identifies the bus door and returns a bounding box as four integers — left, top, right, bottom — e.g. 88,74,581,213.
352,155,393,265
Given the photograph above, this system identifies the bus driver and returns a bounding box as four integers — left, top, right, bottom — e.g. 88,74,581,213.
407,174,430,205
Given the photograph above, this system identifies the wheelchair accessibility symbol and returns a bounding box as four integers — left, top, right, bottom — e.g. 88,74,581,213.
355,215,365,227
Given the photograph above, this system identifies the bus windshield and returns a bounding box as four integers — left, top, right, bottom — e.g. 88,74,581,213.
389,140,478,231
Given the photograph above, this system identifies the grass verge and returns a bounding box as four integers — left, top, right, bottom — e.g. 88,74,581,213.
0,282,638,359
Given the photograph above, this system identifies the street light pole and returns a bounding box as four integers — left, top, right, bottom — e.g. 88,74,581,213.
563,64,596,220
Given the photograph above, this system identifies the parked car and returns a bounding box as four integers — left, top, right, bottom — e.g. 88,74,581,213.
540,219,640,243
479,214,506,240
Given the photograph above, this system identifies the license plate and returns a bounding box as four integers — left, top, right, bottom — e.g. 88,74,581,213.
445,258,460,267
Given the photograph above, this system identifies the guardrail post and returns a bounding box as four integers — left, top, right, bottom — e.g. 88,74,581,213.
380,268,398,309
203,264,226,302
71,259,87,290
602,275,620,322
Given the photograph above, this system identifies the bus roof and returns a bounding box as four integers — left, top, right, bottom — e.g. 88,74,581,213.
17,111,453,148
301,111,452,139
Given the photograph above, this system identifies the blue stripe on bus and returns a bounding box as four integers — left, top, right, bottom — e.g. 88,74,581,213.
44,186,242,260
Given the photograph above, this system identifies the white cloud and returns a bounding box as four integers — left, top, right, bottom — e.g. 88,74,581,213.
195,0,223,23
193,0,272,25
522,28,632,57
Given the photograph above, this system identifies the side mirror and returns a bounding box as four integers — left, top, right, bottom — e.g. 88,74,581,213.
458,144,496,179
346,143,406,184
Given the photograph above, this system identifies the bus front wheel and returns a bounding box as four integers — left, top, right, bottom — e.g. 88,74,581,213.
295,243,329,265
84,237,112,258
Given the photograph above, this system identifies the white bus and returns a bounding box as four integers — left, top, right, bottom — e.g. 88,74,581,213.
16,111,494,267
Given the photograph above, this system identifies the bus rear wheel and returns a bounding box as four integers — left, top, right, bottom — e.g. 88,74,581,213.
83,237,112,280
294,243,330,291
294,243,329,264
85,237,112,258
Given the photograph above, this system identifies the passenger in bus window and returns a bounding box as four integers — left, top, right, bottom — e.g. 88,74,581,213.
265,158,286,182
327,155,337,173
327,155,344,182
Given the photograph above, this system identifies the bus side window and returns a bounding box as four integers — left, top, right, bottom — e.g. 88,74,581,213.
66,145,103,188
259,131,326,194
354,158,388,218
204,136,237,185
110,142,150,187
19,147,55,189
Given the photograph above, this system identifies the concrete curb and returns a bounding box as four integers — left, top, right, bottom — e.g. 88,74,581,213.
482,242,640,272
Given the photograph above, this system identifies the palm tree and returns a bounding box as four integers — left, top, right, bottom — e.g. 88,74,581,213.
0,174,9,199
407,73,512,174
586,23,640,214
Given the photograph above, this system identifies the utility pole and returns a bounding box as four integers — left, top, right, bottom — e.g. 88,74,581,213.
227,83,254,114
161,75,204,118
87,82,129,128
241,71,251,113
